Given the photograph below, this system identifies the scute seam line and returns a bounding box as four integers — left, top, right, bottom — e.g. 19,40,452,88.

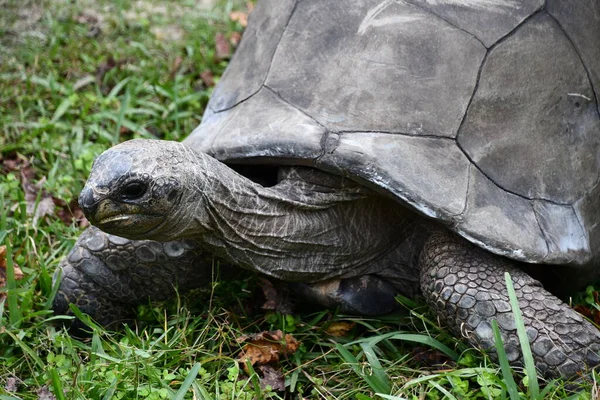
262,0,299,88
456,146,571,205
263,85,327,130
401,0,486,48
337,129,456,140
262,84,331,165
455,9,573,206
482,7,545,52
544,10,600,207
210,83,260,115
209,100,242,155
212,0,299,114
450,47,487,143
545,10,600,121
531,202,552,261
569,203,590,256
455,7,546,145
453,163,472,219
315,131,341,164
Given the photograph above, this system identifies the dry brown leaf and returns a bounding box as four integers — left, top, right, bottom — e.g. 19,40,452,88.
22,173,54,225
170,56,183,78
574,290,600,325
229,31,242,47
4,376,18,392
37,386,57,400
151,25,185,42
258,365,285,392
0,246,23,276
258,278,279,311
324,321,355,337
229,10,248,27
229,1,254,27
410,346,454,368
214,33,231,60
237,330,300,370
1,153,28,174
75,12,99,25
20,163,35,181
1,246,7,268
199,70,215,87
55,198,89,228
257,278,293,314
96,56,133,87
0,245,24,301
119,125,132,136
74,10,104,37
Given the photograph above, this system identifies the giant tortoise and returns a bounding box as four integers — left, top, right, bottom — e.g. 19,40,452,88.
53,0,600,378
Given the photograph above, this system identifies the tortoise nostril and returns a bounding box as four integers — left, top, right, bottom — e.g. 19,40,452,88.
78,187,98,217
121,182,147,200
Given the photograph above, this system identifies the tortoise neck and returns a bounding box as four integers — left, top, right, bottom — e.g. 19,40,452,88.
173,153,419,283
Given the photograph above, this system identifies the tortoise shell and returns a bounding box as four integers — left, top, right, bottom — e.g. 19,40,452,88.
185,0,600,270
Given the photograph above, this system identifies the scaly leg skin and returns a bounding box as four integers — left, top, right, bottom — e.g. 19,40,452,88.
420,229,600,378
53,226,220,336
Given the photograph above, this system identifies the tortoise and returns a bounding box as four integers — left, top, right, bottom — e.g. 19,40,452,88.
52,0,600,378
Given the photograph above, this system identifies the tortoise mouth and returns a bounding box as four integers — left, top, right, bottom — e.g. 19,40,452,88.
97,214,133,224
95,213,163,238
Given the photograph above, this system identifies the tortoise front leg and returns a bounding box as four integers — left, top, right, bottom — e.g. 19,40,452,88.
419,229,600,378
53,226,219,335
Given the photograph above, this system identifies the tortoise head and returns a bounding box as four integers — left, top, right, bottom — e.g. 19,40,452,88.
79,139,195,240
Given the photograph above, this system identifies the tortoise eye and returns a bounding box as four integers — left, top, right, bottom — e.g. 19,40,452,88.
121,182,146,199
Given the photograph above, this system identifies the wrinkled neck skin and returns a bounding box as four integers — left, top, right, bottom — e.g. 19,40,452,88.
162,147,424,294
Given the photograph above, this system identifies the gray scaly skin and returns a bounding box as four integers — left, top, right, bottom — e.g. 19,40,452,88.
420,230,600,378
53,226,217,336
54,139,600,378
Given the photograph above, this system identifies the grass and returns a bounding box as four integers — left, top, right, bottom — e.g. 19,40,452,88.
0,0,598,398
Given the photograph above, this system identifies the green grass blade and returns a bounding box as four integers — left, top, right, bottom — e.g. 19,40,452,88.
538,380,557,399
352,332,459,360
101,377,118,400
356,394,376,400
173,362,201,400
360,342,391,394
244,360,263,396
336,343,390,394
44,266,62,310
114,88,130,144
491,319,520,400
68,303,101,333
49,368,67,400
388,333,459,360
562,392,588,400
376,394,409,400
504,272,539,398
106,77,131,99
5,243,21,326
51,96,74,123
429,380,458,400
5,330,46,369
192,382,213,400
